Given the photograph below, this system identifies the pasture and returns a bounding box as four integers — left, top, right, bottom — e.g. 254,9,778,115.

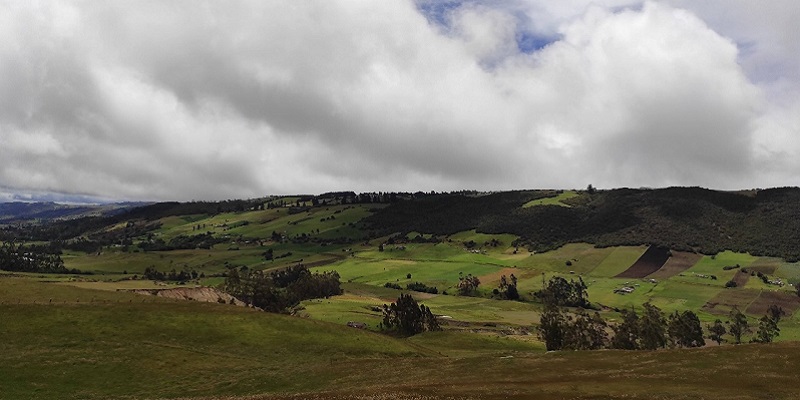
2,276,800,400
521,190,579,208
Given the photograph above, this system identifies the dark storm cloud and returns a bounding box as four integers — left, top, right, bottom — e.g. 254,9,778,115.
0,1,797,201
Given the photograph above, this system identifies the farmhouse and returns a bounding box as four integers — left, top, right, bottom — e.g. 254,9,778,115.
614,286,635,294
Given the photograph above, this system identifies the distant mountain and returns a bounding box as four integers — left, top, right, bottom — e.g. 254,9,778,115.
0,201,149,224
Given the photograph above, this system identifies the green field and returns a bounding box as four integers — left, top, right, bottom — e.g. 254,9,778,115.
522,190,579,208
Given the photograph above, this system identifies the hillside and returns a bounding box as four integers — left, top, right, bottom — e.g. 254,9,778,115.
365,187,800,260
3,187,800,399
1,278,799,400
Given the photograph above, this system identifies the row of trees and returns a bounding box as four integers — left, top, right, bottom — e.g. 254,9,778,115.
143,266,201,282
540,302,785,351
222,265,342,313
708,305,785,345
541,302,704,351
137,233,225,251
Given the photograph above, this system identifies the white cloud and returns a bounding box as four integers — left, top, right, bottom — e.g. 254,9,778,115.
0,0,796,201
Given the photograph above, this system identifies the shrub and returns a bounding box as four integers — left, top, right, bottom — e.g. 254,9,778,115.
406,282,438,294
380,293,440,336
384,282,402,290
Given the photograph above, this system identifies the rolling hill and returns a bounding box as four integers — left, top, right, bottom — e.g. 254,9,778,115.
3,187,800,399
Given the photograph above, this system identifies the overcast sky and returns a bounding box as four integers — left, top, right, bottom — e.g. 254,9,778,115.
1,1,798,202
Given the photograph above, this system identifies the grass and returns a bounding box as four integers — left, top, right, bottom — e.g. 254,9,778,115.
313,258,501,293
0,278,427,400
251,342,800,399
588,246,648,277
521,190,579,208
151,205,376,243
674,251,758,288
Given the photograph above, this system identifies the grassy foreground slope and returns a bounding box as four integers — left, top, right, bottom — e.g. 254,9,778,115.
0,278,427,400
2,278,800,400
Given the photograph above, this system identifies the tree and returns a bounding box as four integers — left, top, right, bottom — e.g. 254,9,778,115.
497,274,520,300
538,304,568,351
611,308,640,350
707,319,727,345
639,302,667,350
563,309,608,350
753,304,784,343
753,315,780,343
728,307,750,344
766,304,786,323
222,265,342,313
535,276,588,308
667,310,704,348
381,293,440,336
457,272,481,296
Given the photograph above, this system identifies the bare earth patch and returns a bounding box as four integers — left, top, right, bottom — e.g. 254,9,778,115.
746,290,800,316
731,270,751,287
647,251,702,280
129,287,245,305
701,288,761,316
477,267,520,286
615,246,670,279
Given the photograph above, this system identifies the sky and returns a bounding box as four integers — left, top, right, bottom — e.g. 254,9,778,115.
1,0,799,202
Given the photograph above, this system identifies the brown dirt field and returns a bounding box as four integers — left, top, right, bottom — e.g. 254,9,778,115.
747,257,781,272
731,270,751,287
615,246,670,279
647,251,702,280
747,264,778,275
701,288,761,316
746,290,800,316
478,267,521,286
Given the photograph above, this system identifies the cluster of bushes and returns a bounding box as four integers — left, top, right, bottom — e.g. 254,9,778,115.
384,282,402,290
406,282,438,294
262,249,292,261
534,276,589,308
138,233,226,251
222,264,342,313
457,272,481,296
492,274,519,300
142,266,201,282
380,293,440,336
